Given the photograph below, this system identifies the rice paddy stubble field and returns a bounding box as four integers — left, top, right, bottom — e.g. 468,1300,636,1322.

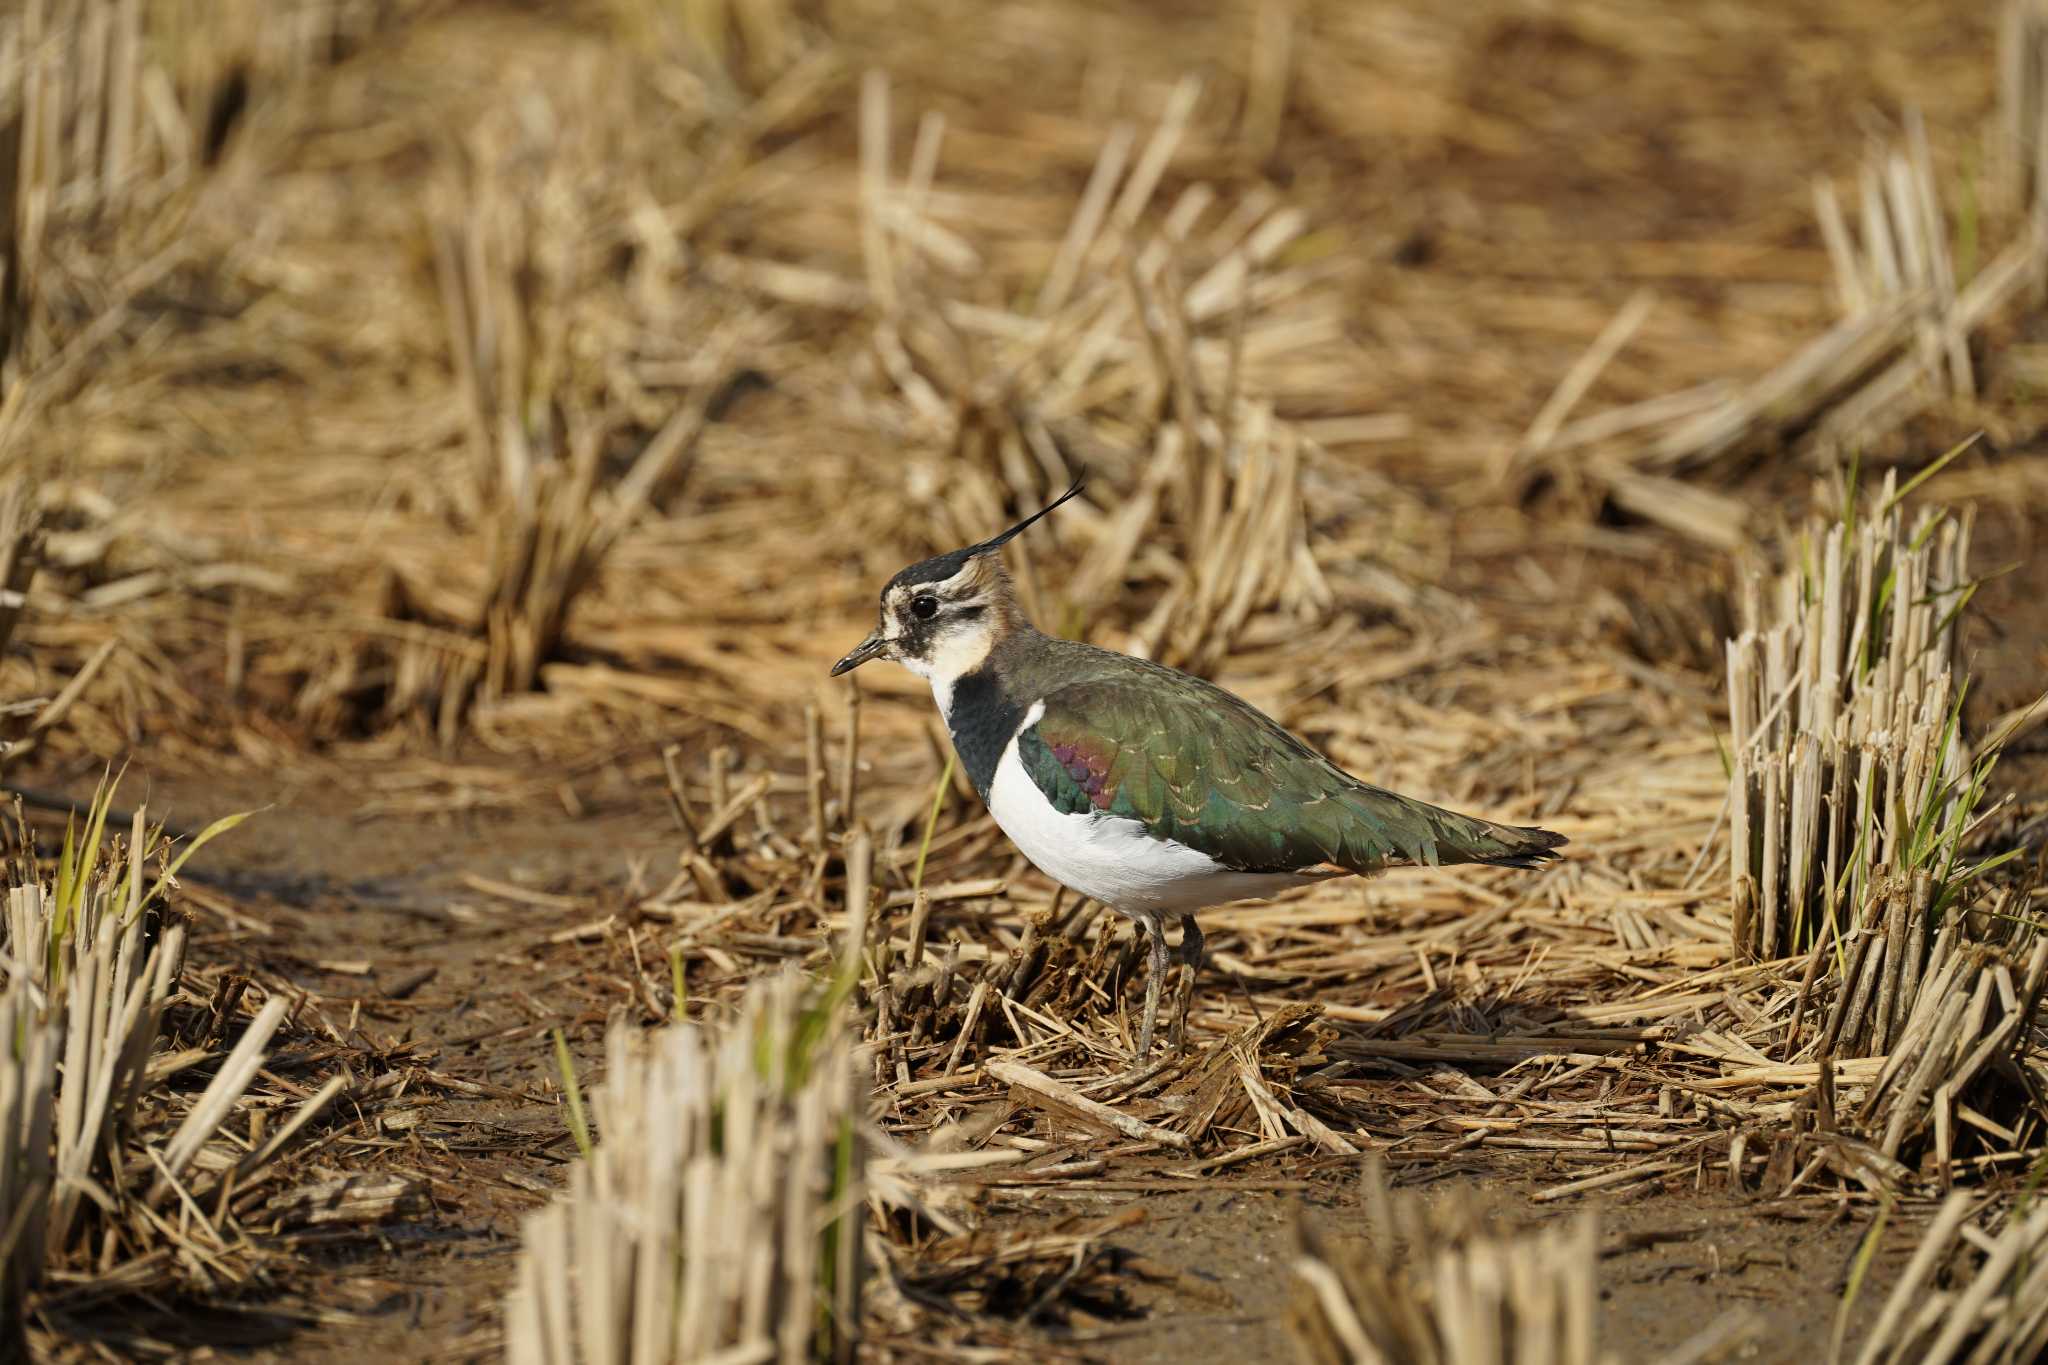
4,0,2048,1360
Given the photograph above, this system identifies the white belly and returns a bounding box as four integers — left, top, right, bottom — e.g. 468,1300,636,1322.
987,728,1312,918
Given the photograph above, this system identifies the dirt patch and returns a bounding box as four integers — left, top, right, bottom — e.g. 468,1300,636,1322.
7,0,2047,1359
1095,1176,1900,1364
11,767,672,1357
9,759,1941,1360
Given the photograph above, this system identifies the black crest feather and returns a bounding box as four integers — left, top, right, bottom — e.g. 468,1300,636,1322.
890,470,1087,589
960,471,1086,559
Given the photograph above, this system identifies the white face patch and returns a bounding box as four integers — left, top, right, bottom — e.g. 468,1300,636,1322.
907,621,997,721
878,562,999,718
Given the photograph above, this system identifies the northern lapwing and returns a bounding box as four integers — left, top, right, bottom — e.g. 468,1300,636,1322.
832,477,1566,1057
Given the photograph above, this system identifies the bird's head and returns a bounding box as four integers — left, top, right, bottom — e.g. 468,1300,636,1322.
831,474,1085,682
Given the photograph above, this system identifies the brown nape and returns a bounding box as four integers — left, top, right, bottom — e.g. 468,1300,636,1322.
963,553,1032,631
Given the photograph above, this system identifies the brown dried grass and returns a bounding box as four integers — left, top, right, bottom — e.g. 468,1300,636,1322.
1720,461,2045,1191
0,0,2046,1357
0,778,444,1355
505,968,869,1365
1848,1187,2048,1365
1288,1163,1607,1365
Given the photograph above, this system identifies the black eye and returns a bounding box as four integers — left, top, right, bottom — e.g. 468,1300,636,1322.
911,594,939,620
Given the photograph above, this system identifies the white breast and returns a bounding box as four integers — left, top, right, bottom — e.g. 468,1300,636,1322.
986,703,1314,918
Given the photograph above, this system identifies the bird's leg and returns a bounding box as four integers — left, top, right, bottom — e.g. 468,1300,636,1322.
1136,915,1168,1058
1170,912,1204,1051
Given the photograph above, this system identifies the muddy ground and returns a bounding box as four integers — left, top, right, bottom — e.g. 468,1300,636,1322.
12,0,2048,1359
30,608,2040,1364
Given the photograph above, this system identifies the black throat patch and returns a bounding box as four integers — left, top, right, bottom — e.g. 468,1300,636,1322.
946,664,1027,801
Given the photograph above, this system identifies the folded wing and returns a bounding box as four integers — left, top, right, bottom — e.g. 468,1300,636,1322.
1015,677,1565,875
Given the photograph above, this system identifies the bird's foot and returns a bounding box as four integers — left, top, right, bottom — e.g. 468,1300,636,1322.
1168,964,1196,1052
1134,917,1167,1061
1168,912,1203,1053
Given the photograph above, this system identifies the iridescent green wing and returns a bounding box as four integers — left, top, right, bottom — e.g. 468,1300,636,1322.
1016,676,1563,874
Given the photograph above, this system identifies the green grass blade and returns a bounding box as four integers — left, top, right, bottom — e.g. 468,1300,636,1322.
1832,1198,1892,1363
135,808,259,922
552,1027,593,1159
911,752,955,897
1883,432,1980,516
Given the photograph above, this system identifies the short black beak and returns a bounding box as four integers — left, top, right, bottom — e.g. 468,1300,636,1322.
830,631,889,676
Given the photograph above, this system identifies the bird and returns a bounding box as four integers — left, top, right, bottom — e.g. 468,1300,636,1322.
831,475,1566,1059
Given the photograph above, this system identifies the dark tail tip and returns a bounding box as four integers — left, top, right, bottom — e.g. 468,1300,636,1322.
1477,824,1568,870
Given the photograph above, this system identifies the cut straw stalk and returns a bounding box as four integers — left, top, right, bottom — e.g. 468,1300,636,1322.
148,994,288,1205
0,0,397,398
1546,15,2045,492
0,485,42,672
509,824,881,1363
0,982,58,1316
0,773,333,1322
1725,465,2044,1183
845,72,1337,668
1287,1163,1608,1365
1726,469,1972,975
986,1059,1189,1150
1852,1190,2048,1364
391,61,740,738
505,970,868,1365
